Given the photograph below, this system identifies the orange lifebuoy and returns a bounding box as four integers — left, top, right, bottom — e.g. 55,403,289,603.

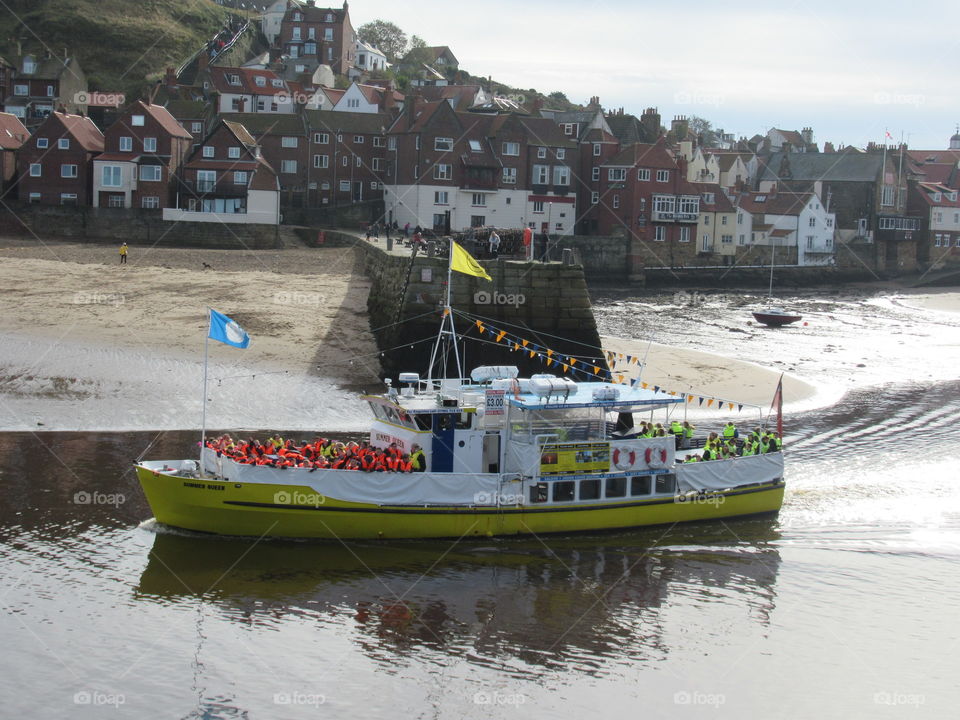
644,447,653,464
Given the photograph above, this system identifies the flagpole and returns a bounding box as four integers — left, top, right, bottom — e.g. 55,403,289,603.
200,309,210,470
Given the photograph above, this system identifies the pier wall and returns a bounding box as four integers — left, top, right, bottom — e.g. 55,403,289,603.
352,239,609,379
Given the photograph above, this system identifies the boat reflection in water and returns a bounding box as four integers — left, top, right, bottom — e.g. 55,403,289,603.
136,521,782,670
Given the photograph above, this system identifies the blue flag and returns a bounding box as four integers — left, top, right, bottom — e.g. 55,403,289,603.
208,309,250,348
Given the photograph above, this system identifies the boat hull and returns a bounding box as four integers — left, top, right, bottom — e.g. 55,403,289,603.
135,466,784,540
752,311,802,327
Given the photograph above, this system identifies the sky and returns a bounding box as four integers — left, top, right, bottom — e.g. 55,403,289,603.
351,0,960,151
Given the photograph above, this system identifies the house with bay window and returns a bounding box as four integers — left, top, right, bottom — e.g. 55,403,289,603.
736,188,836,266
92,101,192,209
382,100,576,234
16,111,103,205
164,119,280,224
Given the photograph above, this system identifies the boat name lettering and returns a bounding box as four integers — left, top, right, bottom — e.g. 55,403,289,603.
374,431,405,449
182,481,225,491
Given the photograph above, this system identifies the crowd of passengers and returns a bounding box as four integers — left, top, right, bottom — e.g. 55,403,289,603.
681,423,783,462
206,435,425,472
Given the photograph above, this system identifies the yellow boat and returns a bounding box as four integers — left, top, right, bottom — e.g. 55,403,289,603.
135,242,785,540
135,367,785,539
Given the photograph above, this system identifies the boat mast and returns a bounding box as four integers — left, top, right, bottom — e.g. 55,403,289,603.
426,237,463,385
768,241,775,299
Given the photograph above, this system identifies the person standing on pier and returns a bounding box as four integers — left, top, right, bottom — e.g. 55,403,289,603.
119,242,128,265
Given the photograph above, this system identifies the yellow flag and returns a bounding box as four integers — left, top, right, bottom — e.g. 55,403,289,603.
451,242,492,281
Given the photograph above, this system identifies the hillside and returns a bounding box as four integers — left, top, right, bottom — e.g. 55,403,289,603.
0,0,246,100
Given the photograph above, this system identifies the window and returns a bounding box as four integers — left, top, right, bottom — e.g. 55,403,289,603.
314,132,329,144
630,476,652,496
36,138,48,149
655,474,676,494
434,137,453,151
339,180,351,191
654,226,666,242
657,169,670,182
738,212,744,224
701,233,711,251
13,84,27,96
281,160,297,173
371,182,379,190
593,143,601,156
533,201,544,214
29,163,42,177
196,170,216,191
608,168,626,182
679,197,699,216
702,192,715,204
556,149,565,160
806,235,815,249
434,191,448,205
591,191,599,204
202,146,214,158
342,155,348,167
468,139,482,152
471,215,486,227
119,137,132,152
46,85,54,97
809,217,816,227
141,196,159,209
605,476,626,499
191,122,203,134
372,158,382,171
591,167,600,182
653,195,675,214
414,136,420,150
388,137,397,150
228,74,240,85
101,165,121,187
579,479,600,501
935,234,943,247
502,141,519,156
253,77,265,89
227,147,241,159
281,136,298,148
314,154,329,168
226,171,245,186
704,215,711,225
881,185,894,206
139,165,162,181
679,227,690,242
324,28,333,41
60,193,77,205
502,167,516,184
472,193,486,207
355,156,362,168
537,147,547,159
553,166,570,185
552,481,575,502
612,195,620,209
533,165,549,185
434,163,452,180
721,215,728,225
354,135,364,144
739,234,746,245
58,138,70,150
28,192,40,203
304,42,316,55
373,136,385,147
131,114,145,127
638,168,650,181
722,234,733,244
346,97,359,108
60,164,77,178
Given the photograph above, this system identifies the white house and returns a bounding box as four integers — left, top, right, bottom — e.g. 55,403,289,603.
261,0,290,46
353,41,388,75
737,189,835,265
205,67,297,114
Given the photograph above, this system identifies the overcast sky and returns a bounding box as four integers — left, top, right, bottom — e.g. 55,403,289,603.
352,0,958,151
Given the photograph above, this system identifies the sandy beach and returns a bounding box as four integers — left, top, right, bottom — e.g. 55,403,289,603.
896,289,960,314
0,236,827,431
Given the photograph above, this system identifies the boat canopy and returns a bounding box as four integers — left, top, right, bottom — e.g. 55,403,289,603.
507,381,684,411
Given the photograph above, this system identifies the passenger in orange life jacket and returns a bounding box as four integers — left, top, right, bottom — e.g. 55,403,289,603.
398,454,413,472
360,453,376,471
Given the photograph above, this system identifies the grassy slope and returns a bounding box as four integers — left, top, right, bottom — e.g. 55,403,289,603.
0,0,239,99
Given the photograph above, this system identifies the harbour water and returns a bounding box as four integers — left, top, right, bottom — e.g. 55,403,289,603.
1,289,959,719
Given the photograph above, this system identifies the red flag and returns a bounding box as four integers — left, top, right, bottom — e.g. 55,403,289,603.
770,374,784,437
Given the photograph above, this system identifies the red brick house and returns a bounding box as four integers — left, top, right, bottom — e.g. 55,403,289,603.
0,111,29,191
304,109,389,206
278,2,355,77
4,53,88,130
17,111,103,205
92,101,193,209
166,119,280,224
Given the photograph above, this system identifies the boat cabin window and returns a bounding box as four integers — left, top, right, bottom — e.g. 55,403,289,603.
510,406,607,443
455,411,473,430
579,479,601,501
413,415,432,431
552,481,575,502
605,476,626,498
631,476,652,496
368,402,419,430
530,482,549,504
655,474,676,494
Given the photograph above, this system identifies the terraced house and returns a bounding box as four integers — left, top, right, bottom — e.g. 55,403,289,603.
277,1,355,77
92,101,192,209
165,119,279,224
17,111,103,205
383,100,577,234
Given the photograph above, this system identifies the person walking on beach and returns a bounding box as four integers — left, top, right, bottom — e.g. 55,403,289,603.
119,242,128,264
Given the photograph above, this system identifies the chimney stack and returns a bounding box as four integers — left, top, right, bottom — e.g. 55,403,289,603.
164,67,178,89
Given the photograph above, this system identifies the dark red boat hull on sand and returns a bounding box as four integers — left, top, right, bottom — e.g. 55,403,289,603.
752,311,802,327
